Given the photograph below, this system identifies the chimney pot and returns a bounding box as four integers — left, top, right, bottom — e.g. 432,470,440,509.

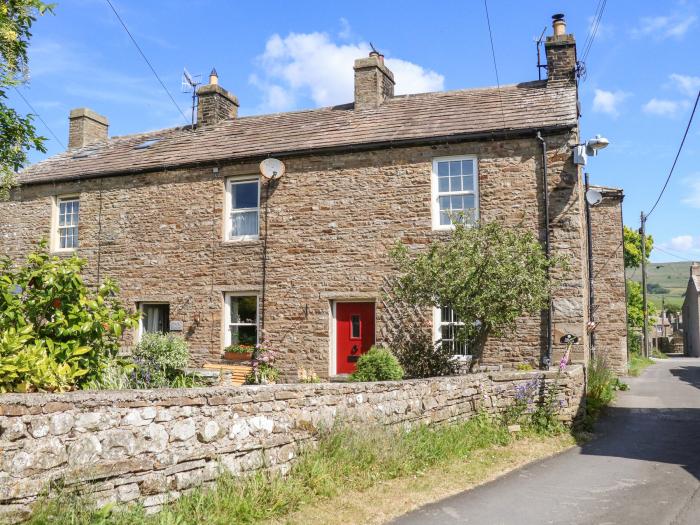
209,68,218,85
552,13,566,36
68,108,109,150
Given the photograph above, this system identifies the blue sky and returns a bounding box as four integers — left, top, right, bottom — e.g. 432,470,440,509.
10,0,700,263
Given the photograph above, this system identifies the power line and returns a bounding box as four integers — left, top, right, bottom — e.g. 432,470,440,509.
645,89,700,218
483,0,506,130
591,239,623,280
104,0,189,125
654,246,691,262
12,87,66,149
581,0,607,63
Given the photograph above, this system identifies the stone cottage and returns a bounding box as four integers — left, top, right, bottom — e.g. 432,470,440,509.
0,14,627,377
682,263,700,357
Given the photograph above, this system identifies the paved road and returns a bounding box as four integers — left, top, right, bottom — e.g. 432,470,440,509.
390,357,700,525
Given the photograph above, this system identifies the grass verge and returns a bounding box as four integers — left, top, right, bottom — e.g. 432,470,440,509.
25,414,574,525
628,351,654,377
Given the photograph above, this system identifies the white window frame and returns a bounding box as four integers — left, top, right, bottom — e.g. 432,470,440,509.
51,195,80,253
431,155,479,231
223,293,260,348
433,306,470,359
224,177,260,242
137,302,170,341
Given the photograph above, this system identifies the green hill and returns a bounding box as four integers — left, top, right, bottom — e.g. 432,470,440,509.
628,261,692,309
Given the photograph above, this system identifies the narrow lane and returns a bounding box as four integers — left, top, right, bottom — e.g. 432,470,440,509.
389,358,700,525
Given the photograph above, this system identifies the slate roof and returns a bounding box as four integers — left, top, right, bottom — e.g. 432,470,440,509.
19,80,577,185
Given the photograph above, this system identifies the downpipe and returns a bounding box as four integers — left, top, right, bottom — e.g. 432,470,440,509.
537,131,553,369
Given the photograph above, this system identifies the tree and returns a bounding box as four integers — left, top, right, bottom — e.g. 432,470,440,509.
623,225,653,269
0,1,53,200
626,279,657,329
390,222,559,371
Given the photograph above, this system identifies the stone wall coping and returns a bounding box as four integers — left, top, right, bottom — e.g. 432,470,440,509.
0,365,584,411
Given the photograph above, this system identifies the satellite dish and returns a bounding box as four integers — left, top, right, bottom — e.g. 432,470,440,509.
260,158,285,180
585,188,603,206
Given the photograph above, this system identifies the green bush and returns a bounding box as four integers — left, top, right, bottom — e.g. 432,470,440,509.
350,347,404,382
0,244,137,392
390,322,458,379
129,333,193,388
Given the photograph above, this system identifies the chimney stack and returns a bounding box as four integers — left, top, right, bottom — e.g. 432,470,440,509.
353,51,394,110
692,262,700,277
196,68,239,126
68,108,108,150
545,13,577,84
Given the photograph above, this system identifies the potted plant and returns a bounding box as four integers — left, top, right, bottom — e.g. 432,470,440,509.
223,344,254,362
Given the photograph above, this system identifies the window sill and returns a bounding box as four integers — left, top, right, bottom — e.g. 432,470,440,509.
50,249,78,255
221,238,262,247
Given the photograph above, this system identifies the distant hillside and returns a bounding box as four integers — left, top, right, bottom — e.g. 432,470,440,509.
628,261,692,309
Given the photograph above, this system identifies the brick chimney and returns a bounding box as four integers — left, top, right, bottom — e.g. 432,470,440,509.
545,14,577,84
68,108,108,149
196,68,239,126
353,51,394,110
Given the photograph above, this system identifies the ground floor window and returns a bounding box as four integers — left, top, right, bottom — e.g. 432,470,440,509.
139,303,170,337
224,294,259,347
434,306,470,357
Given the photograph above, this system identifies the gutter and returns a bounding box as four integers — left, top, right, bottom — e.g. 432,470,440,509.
536,131,553,369
18,123,576,187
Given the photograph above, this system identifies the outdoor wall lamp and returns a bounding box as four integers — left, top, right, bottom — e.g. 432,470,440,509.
573,134,610,165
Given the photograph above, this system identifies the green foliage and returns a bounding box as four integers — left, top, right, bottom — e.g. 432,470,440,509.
390,322,458,379
516,363,534,371
129,333,190,388
350,346,404,382
0,1,54,199
623,225,653,269
628,351,654,377
223,343,253,354
665,303,681,316
390,221,558,370
646,283,670,294
626,279,657,329
580,357,625,430
0,244,138,392
245,350,280,385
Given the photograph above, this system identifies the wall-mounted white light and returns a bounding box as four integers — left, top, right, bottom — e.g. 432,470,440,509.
573,134,610,166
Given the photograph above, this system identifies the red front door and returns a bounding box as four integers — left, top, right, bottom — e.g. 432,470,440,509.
336,302,375,374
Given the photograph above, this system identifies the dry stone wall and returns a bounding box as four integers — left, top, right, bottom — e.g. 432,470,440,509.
0,366,584,522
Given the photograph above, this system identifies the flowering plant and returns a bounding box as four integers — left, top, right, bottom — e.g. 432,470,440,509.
245,346,280,384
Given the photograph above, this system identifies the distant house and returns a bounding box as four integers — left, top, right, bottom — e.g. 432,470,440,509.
0,14,628,377
682,263,700,357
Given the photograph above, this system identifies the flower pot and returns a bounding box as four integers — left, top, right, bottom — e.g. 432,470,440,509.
224,351,253,361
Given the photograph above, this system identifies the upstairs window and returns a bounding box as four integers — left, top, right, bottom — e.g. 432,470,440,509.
434,306,470,357
432,156,478,230
53,196,80,251
226,178,259,241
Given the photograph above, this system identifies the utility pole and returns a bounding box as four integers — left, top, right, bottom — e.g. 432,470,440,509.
640,211,649,358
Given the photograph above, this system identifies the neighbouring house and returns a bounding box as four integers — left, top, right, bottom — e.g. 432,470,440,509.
682,263,700,357
0,14,628,378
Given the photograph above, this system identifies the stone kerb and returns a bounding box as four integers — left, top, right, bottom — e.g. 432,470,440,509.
0,366,584,522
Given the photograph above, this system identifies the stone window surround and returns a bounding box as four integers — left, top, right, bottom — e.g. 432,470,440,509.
223,291,260,348
327,297,377,377
223,176,260,242
430,154,479,231
50,194,80,253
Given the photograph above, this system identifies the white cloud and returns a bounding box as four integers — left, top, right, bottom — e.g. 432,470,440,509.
642,97,689,116
682,178,700,208
592,89,629,117
251,31,444,112
670,235,695,251
669,73,700,97
632,13,697,39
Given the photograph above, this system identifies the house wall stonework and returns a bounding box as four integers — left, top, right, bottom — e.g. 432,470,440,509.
589,190,628,373
0,365,585,522
1,131,590,377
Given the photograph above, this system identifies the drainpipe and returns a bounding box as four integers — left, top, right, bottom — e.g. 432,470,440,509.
537,131,553,369
584,172,595,361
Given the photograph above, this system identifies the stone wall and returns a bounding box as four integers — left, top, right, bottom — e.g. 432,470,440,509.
0,132,588,377
589,187,628,373
0,366,584,522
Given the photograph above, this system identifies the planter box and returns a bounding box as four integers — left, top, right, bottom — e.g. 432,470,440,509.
224,351,253,361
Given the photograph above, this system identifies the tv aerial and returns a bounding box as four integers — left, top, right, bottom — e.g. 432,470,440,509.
259,158,286,180
181,67,201,128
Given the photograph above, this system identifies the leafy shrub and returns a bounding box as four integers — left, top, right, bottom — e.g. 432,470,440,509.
246,350,280,384
581,356,623,430
390,323,458,379
129,333,193,388
0,245,137,392
350,346,404,382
